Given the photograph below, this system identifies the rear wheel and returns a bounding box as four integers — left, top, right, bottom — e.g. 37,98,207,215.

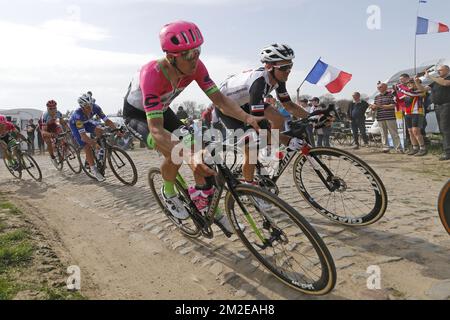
22,153,42,182
107,146,138,186
147,168,202,238
438,180,450,234
224,184,336,295
65,143,82,174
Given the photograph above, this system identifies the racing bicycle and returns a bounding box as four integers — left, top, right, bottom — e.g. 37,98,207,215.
226,106,388,226
148,126,336,295
80,128,138,186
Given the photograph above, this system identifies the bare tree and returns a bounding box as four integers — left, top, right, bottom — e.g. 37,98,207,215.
319,94,336,106
181,100,199,119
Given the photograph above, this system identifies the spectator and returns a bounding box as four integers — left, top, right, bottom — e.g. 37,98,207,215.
87,91,96,103
347,92,369,149
309,97,322,147
37,119,45,154
371,83,402,153
201,105,214,128
315,103,333,147
176,106,189,121
394,74,412,147
416,65,450,161
26,119,36,155
298,98,315,147
401,79,427,156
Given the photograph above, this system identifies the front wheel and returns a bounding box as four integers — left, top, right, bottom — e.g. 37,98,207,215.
3,156,22,180
107,146,138,186
22,153,42,182
438,180,450,234
224,184,336,295
293,147,388,226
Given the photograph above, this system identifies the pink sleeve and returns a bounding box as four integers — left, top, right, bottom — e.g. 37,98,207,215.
195,60,219,96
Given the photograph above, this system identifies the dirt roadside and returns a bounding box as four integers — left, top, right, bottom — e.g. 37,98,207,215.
1,147,449,300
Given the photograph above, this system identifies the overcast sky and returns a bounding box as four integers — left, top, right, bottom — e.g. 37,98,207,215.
0,0,449,114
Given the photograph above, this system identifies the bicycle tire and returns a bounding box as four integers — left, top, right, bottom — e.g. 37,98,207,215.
22,153,42,182
54,145,64,171
224,184,336,295
3,156,22,179
65,143,82,174
293,147,388,226
107,146,138,186
80,147,101,180
438,180,450,234
147,168,202,238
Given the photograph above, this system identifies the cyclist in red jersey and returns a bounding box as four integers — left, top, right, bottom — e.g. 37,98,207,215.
0,115,28,169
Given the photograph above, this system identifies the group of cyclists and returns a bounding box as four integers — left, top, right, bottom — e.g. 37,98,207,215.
1,20,330,235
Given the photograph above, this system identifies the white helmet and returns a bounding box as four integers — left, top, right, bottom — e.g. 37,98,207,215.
78,93,94,108
260,43,295,63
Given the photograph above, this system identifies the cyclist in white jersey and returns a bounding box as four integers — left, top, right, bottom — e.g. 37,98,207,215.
216,44,311,184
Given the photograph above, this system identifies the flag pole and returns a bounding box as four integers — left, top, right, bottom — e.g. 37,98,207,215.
296,57,321,102
414,0,421,74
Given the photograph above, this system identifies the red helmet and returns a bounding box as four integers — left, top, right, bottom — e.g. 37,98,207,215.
160,21,204,54
0,115,6,123
46,100,57,108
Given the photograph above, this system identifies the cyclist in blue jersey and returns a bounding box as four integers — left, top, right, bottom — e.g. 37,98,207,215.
69,93,122,182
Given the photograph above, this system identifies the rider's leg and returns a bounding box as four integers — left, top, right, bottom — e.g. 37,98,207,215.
0,141,12,162
43,135,55,157
264,106,291,146
242,143,256,182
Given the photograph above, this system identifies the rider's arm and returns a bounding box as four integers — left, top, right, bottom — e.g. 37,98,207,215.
209,91,258,126
282,101,309,119
275,82,309,119
195,60,261,129
104,119,118,130
58,114,70,132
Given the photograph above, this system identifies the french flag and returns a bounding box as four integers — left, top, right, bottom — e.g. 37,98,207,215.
305,59,352,94
416,17,449,35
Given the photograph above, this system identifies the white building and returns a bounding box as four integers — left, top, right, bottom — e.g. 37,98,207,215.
0,108,44,150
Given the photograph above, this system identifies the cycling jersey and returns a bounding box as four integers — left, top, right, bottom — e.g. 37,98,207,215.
69,105,108,135
69,105,108,147
40,110,63,132
126,58,219,120
0,121,18,145
216,67,292,130
219,67,292,109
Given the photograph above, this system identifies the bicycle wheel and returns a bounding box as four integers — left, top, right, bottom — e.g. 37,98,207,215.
53,145,64,171
147,168,202,238
438,180,450,234
80,147,100,180
293,147,388,226
224,184,336,295
64,143,82,174
107,146,138,186
21,153,42,182
225,185,336,295
3,156,22,179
